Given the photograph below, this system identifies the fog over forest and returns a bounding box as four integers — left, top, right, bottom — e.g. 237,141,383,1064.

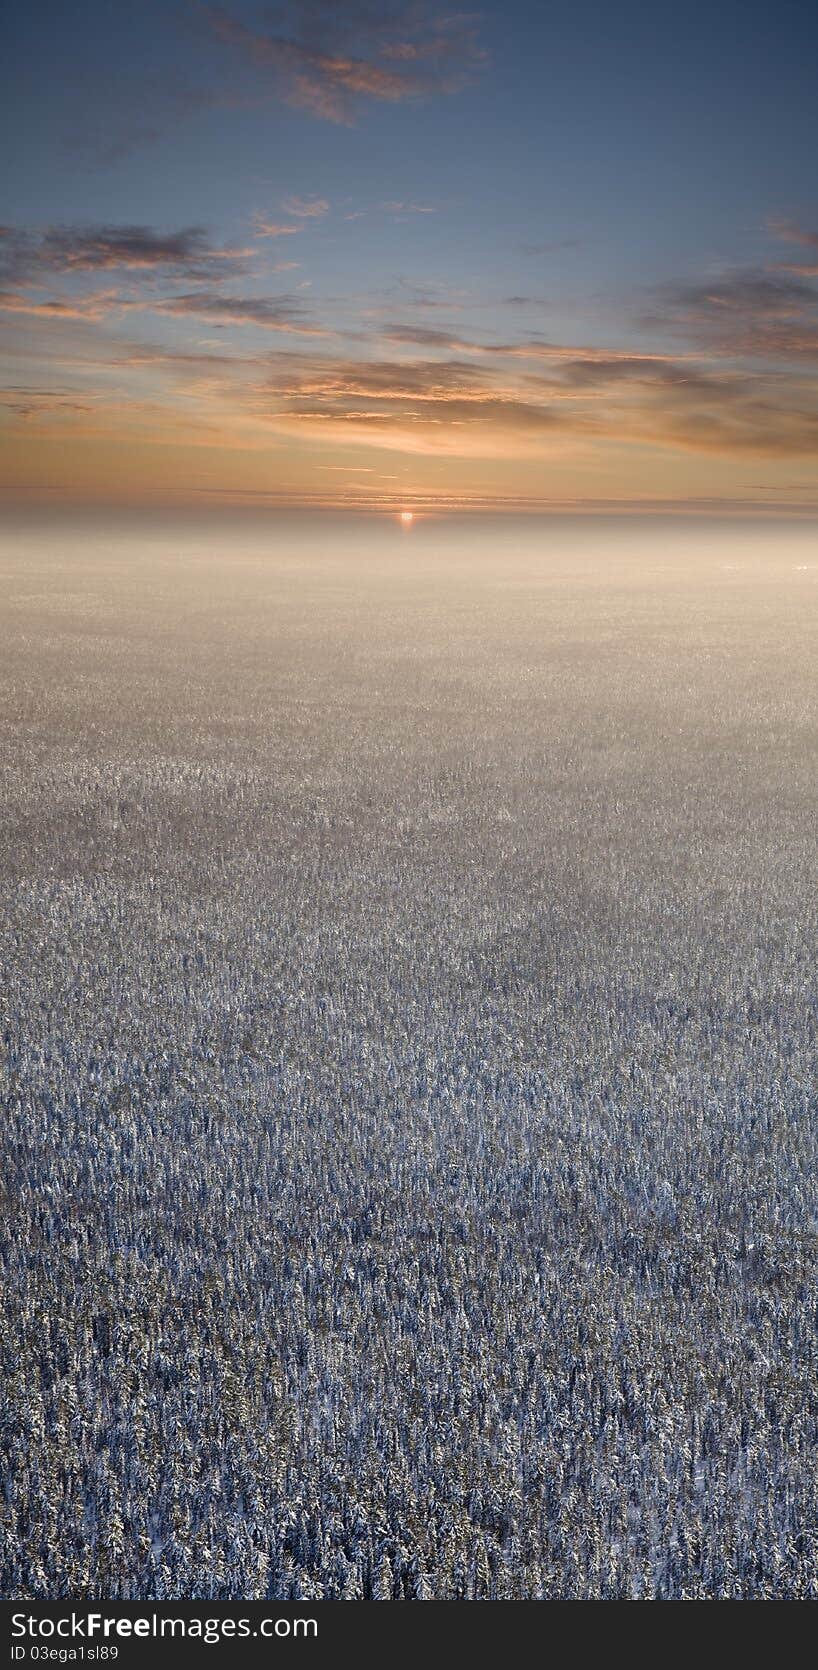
1,512,816,1598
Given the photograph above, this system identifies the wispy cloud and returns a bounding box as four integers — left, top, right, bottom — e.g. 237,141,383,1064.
238,344,818,458
0,220,324,339
0,386,96,419
381,322,481,351
5,224,818,476
253,219,304,238
340,198,438,222
281,195,329,218
205,3,487,124
767,217,818,278
7,291,817,462
381,322,692,366
0,266,323,338
382,199,436,216
0,288,122,321
151,290,326,333
58,77,256,169
520,238,582,256
768,218,818,250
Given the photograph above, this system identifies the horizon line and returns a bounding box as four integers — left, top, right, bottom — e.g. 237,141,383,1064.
3,489,818,520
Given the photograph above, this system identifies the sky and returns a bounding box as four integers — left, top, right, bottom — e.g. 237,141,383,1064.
2,0,818,513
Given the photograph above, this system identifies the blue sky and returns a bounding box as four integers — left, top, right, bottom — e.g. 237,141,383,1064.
2,1,818,508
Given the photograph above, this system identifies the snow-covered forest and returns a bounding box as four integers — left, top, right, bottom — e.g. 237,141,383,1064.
2,513,816,1598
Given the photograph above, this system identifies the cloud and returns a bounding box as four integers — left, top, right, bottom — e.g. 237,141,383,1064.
237,343,818,459
389,278,470,311
664,270,815,319
0,224,252,285
0,386,96,419
6,313,818,462
151,291,326,333
0,222,322,340
267,353,491,399
0,279,323,338
381,322,485,351
638,381,818,457
381,323,693,368
382,200,436,216
57,76,254,169
343,199,437,220
646,267,818,360
253,219,304,238
42,225,252,275
768,218,818,250
769,232,818,279
0,228,331,342
281,195,329,217
5,242,818,471
0,229,39,290
226,348,566,454
520,239,582,256
548,354,706,389
774,263,818,279
205,3,487,123
0,289,121,321
64,122,165,169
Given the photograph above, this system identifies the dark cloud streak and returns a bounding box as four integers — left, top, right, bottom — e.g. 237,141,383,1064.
0,224,252,286
153,290,325,333
645,266,818,361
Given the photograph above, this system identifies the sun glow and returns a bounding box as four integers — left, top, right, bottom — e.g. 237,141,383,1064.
399,510,414,525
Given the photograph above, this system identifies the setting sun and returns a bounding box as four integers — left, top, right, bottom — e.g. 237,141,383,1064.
400,511,414,525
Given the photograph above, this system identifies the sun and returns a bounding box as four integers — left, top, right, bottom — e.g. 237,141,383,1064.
399,510,414,526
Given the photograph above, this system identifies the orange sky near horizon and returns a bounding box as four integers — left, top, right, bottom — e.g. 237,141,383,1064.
3,4,818,516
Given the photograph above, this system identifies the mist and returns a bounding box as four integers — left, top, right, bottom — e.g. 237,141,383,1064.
2,511,817,1598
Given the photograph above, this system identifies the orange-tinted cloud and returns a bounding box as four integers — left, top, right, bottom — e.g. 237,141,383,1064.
206,3,487,124
253,219,304,238
0,289,121,321
3,224,818,503
237,347,818,459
